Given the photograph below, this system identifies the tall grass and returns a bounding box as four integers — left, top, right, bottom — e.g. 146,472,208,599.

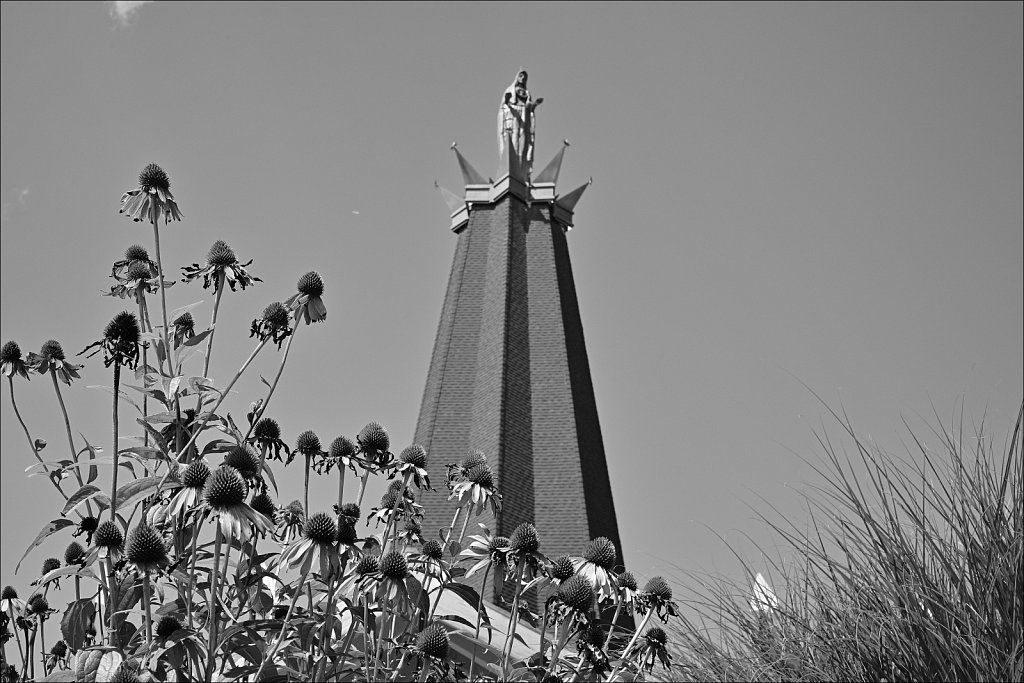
668,401,1023,682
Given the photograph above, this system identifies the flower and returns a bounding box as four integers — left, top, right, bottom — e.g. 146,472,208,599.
79,311,142,369
357,422,392,470
376,550,415,611
1,341,30,380
415,622,450,659
64,542,86,567
1,587,26,617
460,527,510,579
549,574,595,631
250,491,277,519
27,594,51,618
616,570,640,616
94,520,125,564
449,463,502,518
105,259,166,302
156,615,182,639
368,482,423,528
394,444,432,490
572,537,618,604
119,163,183,225
204,466,273,540
125,523,169,573
317,434,357,476
110,244,157,281
335,502,361,523
250,417,291,463
294,430,324,468
637,576,680,621
576,623,611,677
547,555,577,586
338,554,380,602
181,240,261,292
278,511,341,579
27,340,83,385
399,517,424,546
284,271,327,324
167,459,210,518
275,500,305,544
73,516,99,545
507,522,546,579
224,445,261,482
626,626,672,673
171,312,196,348
250,302,293,350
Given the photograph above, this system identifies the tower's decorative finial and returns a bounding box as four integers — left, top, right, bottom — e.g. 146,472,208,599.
497,69,543,171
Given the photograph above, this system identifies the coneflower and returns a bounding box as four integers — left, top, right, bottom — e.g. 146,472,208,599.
285,271,327,325
295,430,323,515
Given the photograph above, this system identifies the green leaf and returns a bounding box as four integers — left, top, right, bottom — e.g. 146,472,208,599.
114,475,163,513
38,669,76,682
168,300,205,323
85,385,142,414
61,485,110,517
16,520,76,572
182,326,214,348
60,598,97,651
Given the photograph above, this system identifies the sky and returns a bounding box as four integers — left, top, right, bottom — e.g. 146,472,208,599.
1,2,1021,599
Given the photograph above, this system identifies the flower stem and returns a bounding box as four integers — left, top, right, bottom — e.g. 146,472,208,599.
150,214,173,387
109,363,122,520
138,294,150,448
185,517,202,629
456,510,472,546
467,561,491,681
603,591,623,650
609,609,653,681
304,454,312,522
49,369,89,508
443,507,462,548
7,376,67,500
206,527,223,677
501,557,528,676
547,620,571,676
362,600,372,682
7,607,24,678
37,616,45,675
355,469,371,510
243,323,300,442
201,272,225,381
337,461,346,515
381,472,412,554
255,563,312,681
142,571,153,648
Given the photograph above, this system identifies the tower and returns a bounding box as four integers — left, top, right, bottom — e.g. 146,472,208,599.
415,78,623,606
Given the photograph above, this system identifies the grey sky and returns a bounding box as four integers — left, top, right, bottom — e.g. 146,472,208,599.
2,2,1021,589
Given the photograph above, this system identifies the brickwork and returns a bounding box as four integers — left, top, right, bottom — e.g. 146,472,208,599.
415,179,623,612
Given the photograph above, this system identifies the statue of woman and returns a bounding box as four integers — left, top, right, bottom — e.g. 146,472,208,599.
498,70,543,164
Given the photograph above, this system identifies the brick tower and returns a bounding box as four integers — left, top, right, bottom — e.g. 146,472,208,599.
415,83,623,606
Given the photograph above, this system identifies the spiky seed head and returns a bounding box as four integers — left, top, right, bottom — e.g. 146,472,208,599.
94,521,124,550
415,623,450,659
124,244,150,262
387,479,406,494
336,518,358,544
156,615,182,639
461,450,488,470
643,576,673,602
304,512,337,544
295,430,321,456
550,556,576,581
181,460,211,489
338,503,360,519
41,558,60,575
617,570,638,591
579,623,607,648
261,302,289,328
253,417,281,441
421,540,443,561
358,422,389,453
111,665,141,683
126,523,168,569
509,523,540,554
330,435,357,459
104,311,141,345
644,626,668,647
206,240,236,267
379,491,400,510
399,444,427,468
467,464,495,489
205,466,247,508
296,271,324,297
79,516,99,534
583,537,617,570
379,551,409,580
50,640,68,657
224,445,260,479
40,340,65,360
27,594,49,614
354,555,379,576
250,491,276,518
1,586,18,600
286,500,304,516
126,261,151,280
173,312,194,329
489,536,510,553
403,518,422,535
557,574,595,613
1,341,22,363
138,163,170,192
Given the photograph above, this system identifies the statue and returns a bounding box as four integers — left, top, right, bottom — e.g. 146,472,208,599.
498,69,543,166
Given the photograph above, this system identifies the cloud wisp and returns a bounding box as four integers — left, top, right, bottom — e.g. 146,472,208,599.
108,1,154,27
